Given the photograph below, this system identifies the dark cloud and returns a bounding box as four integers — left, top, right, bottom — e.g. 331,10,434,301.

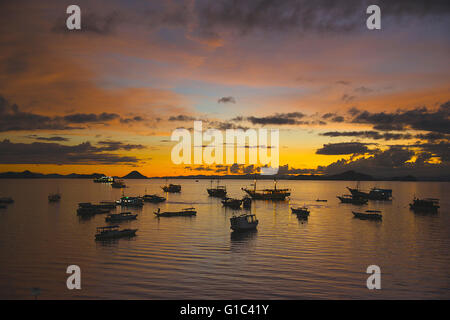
331,116,344,123
168,115,197,121
0,139,139,165
96,140,146,151
120,116,145,124
194,0,450,37
350,101,450,133
0,95,120,131
218,96,236,104
27,135,70,142
321,130,413,141
318,145,448,178
354,86,373,94
247,112,305,125
341,94,355,103
316,142,374,155
63,112,119,124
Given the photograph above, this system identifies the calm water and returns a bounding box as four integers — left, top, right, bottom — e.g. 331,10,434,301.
0,179,449,299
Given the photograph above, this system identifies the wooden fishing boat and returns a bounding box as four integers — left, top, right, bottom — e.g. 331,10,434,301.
105,212,137,222
48,193,61,202
337,195,368,205
222,197,242,209
0,197,14,204
230,213,258,231
409,198,439,213
352,210,382,220
116,196,144,207
161,183,181,193
154,207,197,217
242,196,252,209
111,179,126,188
291,206,310,219
241,179,290,200
95,225,137,240
143,194,166,203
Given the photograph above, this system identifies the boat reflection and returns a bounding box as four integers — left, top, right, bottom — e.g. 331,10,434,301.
230,229,258,242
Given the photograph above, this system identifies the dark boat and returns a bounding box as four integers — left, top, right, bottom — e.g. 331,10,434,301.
95,225,137,240
242,196,252,209
409,198,439,213
161,183,181,193
291,206,310,219
116,196,144,207
0,204,6,209
111,179,126,188
230,213,258,231
98,201,117,209
222,197,243,209
207,180,227,198
93,176,114,183
242,179,290,200
77,203,110,216
48,192,61,202
337,195,368,205
368,188,392,200
353,210,382,220
143,194,166,203
316,199,327,202
0,197,14,204
347,185,392,201
105,212,137,222
154,207,197,217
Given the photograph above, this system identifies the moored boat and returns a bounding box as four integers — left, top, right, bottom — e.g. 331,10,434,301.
161,183,181,193
111,179,126,188
230,213,258,231
93,176,114,183
316,199,327,202
207,180,227,198
242,196,252,209
95,225,137,240
143,194,166,203
222,197,243,209
409,198,439,213
0,197,14,204
48,193,61,202
241,179,290,200
337,195,368,205
154,207,197,217
291,206,310,219
105,212,137,222
352,210,382,220
116,196,144,207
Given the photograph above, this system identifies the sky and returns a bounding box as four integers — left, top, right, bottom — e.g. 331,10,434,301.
0,0,449,178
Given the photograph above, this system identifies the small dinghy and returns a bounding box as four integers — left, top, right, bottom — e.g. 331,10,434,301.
95,225,137,240
154,207,197,217
352,210,382,220
105,212,138,222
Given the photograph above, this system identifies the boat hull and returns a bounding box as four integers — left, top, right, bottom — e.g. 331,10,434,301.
352,211,382,220
95,229,137,240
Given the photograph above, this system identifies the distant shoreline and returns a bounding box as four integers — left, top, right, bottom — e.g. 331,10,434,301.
0,170,449,182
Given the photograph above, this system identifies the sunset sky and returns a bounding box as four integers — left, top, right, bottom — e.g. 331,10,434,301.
0,0,449,178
